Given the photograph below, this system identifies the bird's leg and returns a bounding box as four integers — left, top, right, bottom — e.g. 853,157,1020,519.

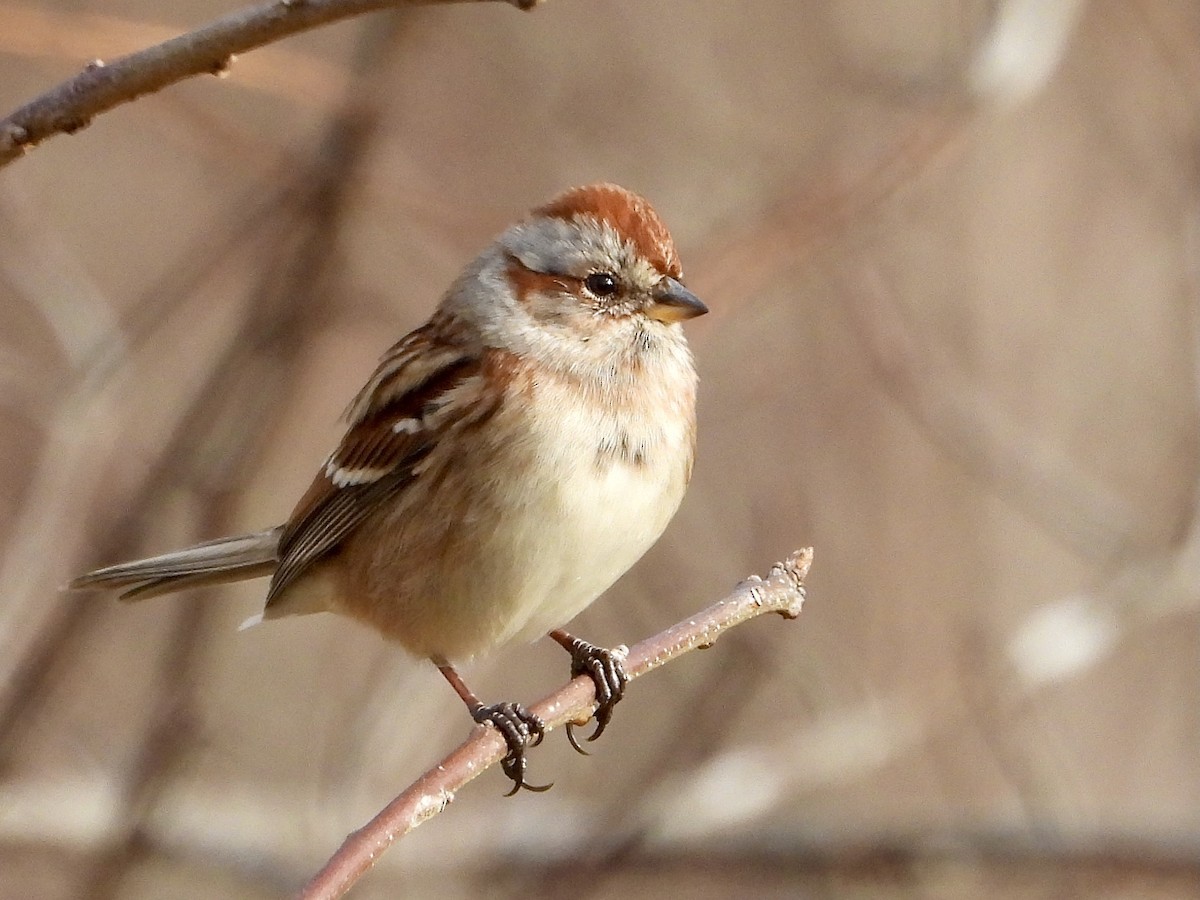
548,629,629,754
435,661,550,795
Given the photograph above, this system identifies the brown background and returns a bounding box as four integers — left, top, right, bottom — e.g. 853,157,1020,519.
0,1,1197,897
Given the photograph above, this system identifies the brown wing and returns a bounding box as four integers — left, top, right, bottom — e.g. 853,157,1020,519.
265,326,480,607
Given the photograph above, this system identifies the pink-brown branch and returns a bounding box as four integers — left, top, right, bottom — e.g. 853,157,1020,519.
0,0,541,169
299,548,812,900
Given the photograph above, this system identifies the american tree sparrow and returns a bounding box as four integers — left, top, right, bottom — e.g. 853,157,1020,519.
72,183,707,793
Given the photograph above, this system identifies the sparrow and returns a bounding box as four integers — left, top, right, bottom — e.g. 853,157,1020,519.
72,183,707,793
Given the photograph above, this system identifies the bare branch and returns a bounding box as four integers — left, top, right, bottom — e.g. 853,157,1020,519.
299,549,812,900
0,0,542,169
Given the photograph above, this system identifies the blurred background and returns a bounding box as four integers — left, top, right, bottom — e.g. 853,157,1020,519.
1,0,1198,897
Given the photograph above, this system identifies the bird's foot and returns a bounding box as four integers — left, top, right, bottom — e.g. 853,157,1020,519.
555,636,629,754
471,701,551,795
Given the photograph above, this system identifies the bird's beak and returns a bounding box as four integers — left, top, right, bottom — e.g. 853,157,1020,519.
648,277,709,323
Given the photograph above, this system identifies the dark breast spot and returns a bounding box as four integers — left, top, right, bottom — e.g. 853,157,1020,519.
594,430,648,471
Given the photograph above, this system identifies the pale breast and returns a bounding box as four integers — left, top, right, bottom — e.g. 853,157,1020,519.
499,378,694,644
337,335,697,662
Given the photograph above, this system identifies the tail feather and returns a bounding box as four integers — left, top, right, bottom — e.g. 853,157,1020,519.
71,527,283,601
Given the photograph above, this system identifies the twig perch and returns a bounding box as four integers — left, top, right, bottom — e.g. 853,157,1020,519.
300,548,813,900
0,0,542,169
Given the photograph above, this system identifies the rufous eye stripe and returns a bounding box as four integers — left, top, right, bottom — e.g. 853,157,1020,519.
505,256,577,303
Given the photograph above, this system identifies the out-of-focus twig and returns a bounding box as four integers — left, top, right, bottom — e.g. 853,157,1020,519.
0,4,419,765
688,108,970,315
0,182,120,363
844,266,1141,565
0,0,543,169
0,11,420,893
84,577,210,899
300,549,812,900
482,839,1200,897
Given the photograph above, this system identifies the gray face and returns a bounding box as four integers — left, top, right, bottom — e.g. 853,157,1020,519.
441,198,703,367
501,214,669,325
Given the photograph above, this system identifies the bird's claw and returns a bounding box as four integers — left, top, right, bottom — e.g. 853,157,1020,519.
562,640,629,754
472,701,551,795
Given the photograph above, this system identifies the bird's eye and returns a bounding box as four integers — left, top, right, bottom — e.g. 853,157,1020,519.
584,272,619,297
